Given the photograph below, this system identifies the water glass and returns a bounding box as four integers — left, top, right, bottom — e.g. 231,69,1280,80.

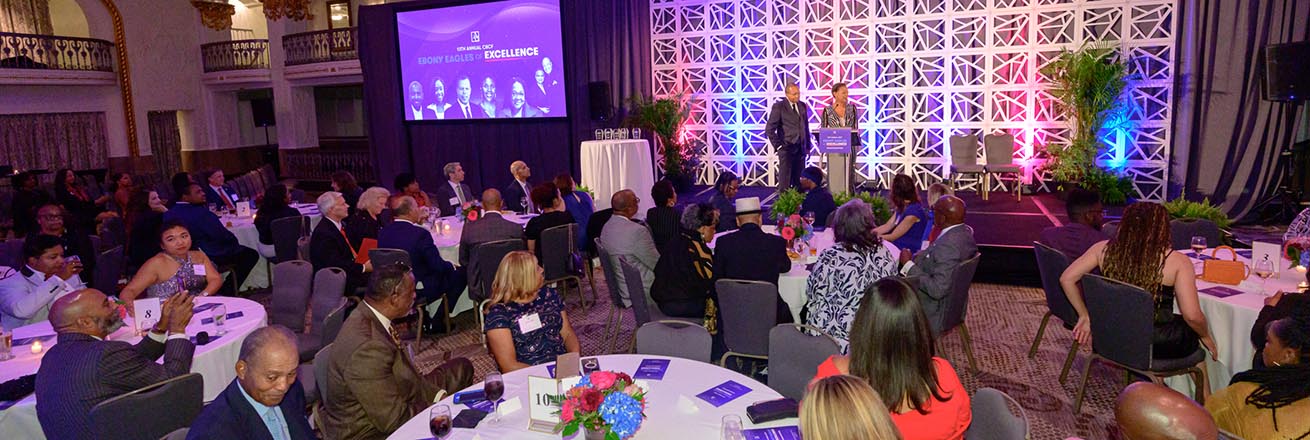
619,128,629,139
721,414,744,440
604,128,614,140
484,372,504,423
429,404,453,438
213,303,227,336
0,329,13,361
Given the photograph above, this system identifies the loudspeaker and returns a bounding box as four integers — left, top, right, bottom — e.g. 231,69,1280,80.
1265,42,1310,102
588,81,612,121
251,98,276,127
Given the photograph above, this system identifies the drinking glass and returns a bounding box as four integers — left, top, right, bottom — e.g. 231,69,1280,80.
619,128,629,139
594,129,603,140
1255,257,1276,296
632,128,641,138
721,414,744,440
1190,236,1207,254
0,329,13,361
213,303,227,336
484,372,504,423
429,404,453,438
803,211,816,226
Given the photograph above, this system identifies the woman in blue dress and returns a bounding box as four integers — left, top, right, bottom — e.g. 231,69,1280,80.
875,174,928,254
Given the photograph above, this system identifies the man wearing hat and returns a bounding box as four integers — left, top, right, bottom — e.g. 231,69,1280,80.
798,166,837,229
712,197,795,324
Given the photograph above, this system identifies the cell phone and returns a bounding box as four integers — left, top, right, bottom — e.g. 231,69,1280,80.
452,389,486,405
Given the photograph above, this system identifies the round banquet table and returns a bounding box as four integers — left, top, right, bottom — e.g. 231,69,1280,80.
225,203,323,289
580,140,655,218
388,354,794,439
0,296,268,439
425,213,535,319
708,225,898,323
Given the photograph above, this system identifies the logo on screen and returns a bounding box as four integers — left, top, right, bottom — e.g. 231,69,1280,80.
470,31,480,43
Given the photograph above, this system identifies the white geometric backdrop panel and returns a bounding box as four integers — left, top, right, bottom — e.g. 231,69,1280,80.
651,0,1175,201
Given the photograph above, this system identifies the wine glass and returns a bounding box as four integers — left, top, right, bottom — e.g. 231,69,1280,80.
1255,257,1276,296
803,211,815,226
721,414,744,440
484,372,504,423
1190,236,1207,254
429,404,453,438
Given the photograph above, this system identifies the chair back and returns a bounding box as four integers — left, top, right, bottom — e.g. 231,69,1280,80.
1,239,23,268
468,239,527,302
1080,274,1155,370
314,344,333,409
321,298,354,346
636,320,712,363
94,245,126,297
308,268,348,342
161,428,189,440
949,135,978,165
938,253,981,334
965,388,1029,440
271,215,309,263
983,132,1016,165
290,188,307,204
1169,218,1222,250
369,248,411,270
1032,242,1078,324
270,260,314,331
540,223,579,280
99,215,126,250
593,239,627,308
715,279,779,357
619,256,655,325
1103,220,1120,239
768,324,841,400
89,373,203,440
378,208,394,226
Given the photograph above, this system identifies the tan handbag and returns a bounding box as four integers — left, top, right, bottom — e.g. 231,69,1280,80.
1200,246,1249,285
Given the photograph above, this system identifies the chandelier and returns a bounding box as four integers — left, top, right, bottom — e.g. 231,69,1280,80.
191,0,236,30
261,0,314,21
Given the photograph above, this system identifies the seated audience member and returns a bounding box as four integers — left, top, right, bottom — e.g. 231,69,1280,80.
323,264,474,439
899,195,978,334
1039,188,1108,258
459,189,524,267
806,200,898,350
584,207,614,256
484,251,580,372
1060,202,1218,360
36,289,196,440
186,325,314,440
125,188,168,271
332,170,364,215
169,172,195,207
378,196,467,310
164,183,262,291
1207,311,1310,438
11,171,51,238
345,186,391,251
106,172,134,216
253,184,302,257
556,173,595,251
524,182,575,262
119,221,222,309
1118,383,1219,440
646,179,683,250
799,166,837,229
876,174,928,253
200,167,240,211
312,192,372,294
54,168,108,233
0,234,85,330
392,172,430,208
599,190,659,307
503,160,535,214
1251,291,1310,368
713,197,793,324
35,203,97,287
651,202,718,319
801,375,903,440
812,277,971,439
434,162,475,217
708,172,740,233
922,183,953,243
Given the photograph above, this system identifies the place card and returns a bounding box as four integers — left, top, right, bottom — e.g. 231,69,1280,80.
1237,249,1254,259
192,303,220,313
1199,286,1242,298
743,426,802,440
133,298,162,335
467,398,503,413
1185,251,1215,261
695,380,752,407
634,358,670,380
200,311,244,325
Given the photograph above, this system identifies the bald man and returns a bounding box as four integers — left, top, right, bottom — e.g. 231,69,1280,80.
898,195,977,334
503,160,534,214
1116,382,1219,440
187,326,314,440
458,188,524,267
36,289,195,440
599,190,660,307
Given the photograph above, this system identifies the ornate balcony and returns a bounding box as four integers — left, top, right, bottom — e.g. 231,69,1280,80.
200,39,269,73
284,28,357,66
0,32,114,71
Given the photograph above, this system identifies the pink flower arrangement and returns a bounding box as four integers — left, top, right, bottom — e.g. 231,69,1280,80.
780,226,796,241
556,371,647,439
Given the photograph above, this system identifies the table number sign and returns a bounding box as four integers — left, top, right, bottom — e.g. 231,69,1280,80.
1252,241,1282,275
236,201,252,218
133,298,162,335
526,375,582,433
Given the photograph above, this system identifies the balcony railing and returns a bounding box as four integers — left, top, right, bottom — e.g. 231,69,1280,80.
284,27,357,66
283,148,375,183
200,39,269,72
0,32,114,71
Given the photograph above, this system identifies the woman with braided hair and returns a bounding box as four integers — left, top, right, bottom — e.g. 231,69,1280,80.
1060,202,1219,360
1206,309,1310,439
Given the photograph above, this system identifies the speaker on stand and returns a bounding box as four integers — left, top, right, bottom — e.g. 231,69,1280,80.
588,81,612,122
1251,41,1310,223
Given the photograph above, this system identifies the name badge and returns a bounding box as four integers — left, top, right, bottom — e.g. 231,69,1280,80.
449,197,460,206
518,313,543,334
193,265,206,276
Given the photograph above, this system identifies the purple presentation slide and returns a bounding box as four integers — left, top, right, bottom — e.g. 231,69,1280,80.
396,0,566,121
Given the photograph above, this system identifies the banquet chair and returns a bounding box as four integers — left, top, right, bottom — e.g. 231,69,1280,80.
1103,220,1121,240
768,324,841,400
99,215,126,251
271,215,309,264
1169,218,1222,250
161,428,189,440
89,373,202,440
949,134,987,198
636,320,712,363
716,279,779,369
541,223,595,307
93,245,125,297
1073,274,1208,412
983,132,1022,202
290,188,307,204
300,267,347,360
369,248,411,269
935,253,981,371
1031,242,1082,383
0,238,23,268
313,344,333,433
269,260,314,333
594,239,630,353
965,388,1029,440
468,239,528,337
321,298,355,347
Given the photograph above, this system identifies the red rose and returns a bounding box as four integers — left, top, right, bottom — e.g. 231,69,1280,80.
467,209,479,221
615,372,633,386
580,389,603,412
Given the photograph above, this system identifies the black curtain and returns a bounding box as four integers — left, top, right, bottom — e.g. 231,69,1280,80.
1173,0,1310,219
358,0,650,195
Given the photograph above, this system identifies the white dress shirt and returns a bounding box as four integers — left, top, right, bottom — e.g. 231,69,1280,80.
900,223,965,275
411,106,424,120
0,266,83,331
448,181,467,205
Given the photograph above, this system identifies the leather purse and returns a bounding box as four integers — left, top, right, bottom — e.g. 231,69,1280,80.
1200,246,1249,285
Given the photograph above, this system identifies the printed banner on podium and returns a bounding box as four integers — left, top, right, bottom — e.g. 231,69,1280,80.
818,128,852,154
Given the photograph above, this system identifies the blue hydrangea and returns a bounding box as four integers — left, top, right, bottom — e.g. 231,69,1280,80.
599,392,644,439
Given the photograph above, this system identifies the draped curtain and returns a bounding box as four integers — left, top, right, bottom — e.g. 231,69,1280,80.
0,112,109,171
148,111,183,179
0,0,52,35
1172,0,1310,220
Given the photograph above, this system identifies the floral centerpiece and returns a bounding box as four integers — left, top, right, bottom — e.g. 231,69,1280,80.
556,371,647,440
458,200,483,222
1284,237,1310,270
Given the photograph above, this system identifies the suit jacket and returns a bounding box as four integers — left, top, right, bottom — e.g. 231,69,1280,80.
645,206,683,251
323,307,434,440
433,181,475,217
186,379,315,440
344,210,381,251
36,332,195,440
311,218,368,292
599,215,659,307
766,99,813,153
497,105,544,118
907,224,977,333
423,103,448,120
801,187,838,229
503,179,533,214
377,220,459,301
203,184,239,208
713,223,790,285
458,212,524,267
584,208,614,255
444,101,475,119
163,203,247,259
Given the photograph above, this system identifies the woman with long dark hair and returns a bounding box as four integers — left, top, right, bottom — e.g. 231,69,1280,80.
875,174,928,253
332,170,363,214
54,168,106,232
1207,309,1310,438
124,187,168,271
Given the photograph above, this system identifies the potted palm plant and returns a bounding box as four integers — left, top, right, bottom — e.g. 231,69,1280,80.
625,93,701,191
1039,43,1136,204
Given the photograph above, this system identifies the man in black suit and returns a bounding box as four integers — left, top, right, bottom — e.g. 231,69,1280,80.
200,168,240,211
444,76,476,120
310,192,372,294
712,197,794,323
458,189,523,267
164,183,261,291
503,160,534,214
765,83,812,193
186,326,314,440
377,196,466,308
36,289,196,440
434,162,475,217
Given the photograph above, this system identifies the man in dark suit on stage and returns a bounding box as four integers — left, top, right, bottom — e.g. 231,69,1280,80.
899,195,978,334
36,289,196,440
712,197,794,323
444,76,476,120
434,162,475,217
377,196,466,307
185,326,314,440
164,183,261,290
503,160,535,214
765,83,812,193
310,192,371,294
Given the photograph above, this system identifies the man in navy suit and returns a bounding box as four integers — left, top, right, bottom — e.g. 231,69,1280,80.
503,160,534,214
434,162,475,217
310,192,371,294
712,197,794,323
164,183,261,291
377,195,466,311
765,83,813,193
200,168,240,211
186,326,314,440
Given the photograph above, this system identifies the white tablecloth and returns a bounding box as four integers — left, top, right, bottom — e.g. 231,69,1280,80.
0,296,268,439
388,354,792,439
424,214,535,319
226,204,323,289
580,140,656,218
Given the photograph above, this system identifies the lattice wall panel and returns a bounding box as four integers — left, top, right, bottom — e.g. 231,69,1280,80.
651,0,1176,201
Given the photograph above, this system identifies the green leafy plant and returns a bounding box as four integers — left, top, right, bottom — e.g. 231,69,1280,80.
769,188,805,220
576,185,597,201
1039,43,1131,183
1163,198,1234,229
625,93,700,180
834,191,893,224
1080,167,1135,206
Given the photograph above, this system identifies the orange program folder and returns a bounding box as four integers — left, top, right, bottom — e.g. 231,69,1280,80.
355,238,377,264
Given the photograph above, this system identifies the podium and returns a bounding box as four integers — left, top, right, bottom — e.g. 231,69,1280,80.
812,128,860,194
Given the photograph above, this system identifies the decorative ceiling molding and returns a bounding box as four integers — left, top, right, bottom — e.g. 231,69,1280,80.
191,0,236,31
261,0,313,21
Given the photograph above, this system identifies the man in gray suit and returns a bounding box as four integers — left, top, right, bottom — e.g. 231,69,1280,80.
898,195,977,333
458,189,524,267
599,190,659,307
765,83,813,193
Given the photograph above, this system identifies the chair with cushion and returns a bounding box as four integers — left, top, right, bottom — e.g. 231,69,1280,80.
936,253,981,371
1073,274,1209,412
965,388,1029,440
161,428,189,440
468,239,528,336
1103,220,1120,240
541,223,596,307
949,134,987,197
93,245,125,297
635,320,712,363
89,373,203,440
618,256,700,352
99,216,127,251
983,132,1022,202
313,344,332,431
1031,242,1082,383
321,298,354,347
300,267,347,360
1169,218,1222,251
1,239,24,268
269,260,314,332
271,215,309,264
715,279,778,369
594,239,631,353
768,323,841,400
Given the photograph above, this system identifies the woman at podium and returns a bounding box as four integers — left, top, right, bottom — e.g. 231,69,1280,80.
819,83,859,192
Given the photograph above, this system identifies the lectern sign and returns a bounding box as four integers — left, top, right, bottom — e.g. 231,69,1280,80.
818,128,852,154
